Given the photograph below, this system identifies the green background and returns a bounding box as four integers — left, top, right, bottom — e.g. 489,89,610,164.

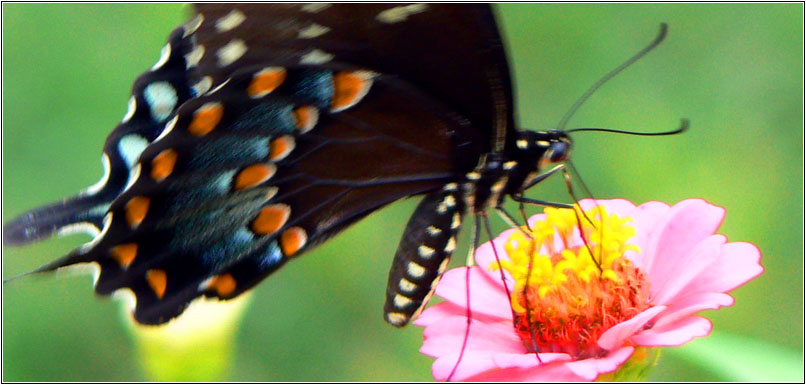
2,3,802,382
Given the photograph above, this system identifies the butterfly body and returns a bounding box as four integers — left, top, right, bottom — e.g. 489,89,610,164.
3,4,572,326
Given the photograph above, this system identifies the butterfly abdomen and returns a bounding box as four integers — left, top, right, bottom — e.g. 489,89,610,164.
385,183,465,326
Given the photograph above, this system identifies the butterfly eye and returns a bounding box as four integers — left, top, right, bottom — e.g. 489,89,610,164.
549,141,571,162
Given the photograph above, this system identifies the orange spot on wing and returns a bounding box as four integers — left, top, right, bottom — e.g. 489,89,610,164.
281,226,307,256
110,243,138,268
247,67,287,97
292,106,318,133
209,273,237,297
146,269,167,299
125,196,151,227
150,149,178,181
332,71,371,111
269,135,295,161
252,204,290,235
188,102,223,136
234,163,276,190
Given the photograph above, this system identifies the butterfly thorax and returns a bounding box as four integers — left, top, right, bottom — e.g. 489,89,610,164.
462,129,572,213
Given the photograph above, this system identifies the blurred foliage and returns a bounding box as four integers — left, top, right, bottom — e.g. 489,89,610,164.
2,3,802,382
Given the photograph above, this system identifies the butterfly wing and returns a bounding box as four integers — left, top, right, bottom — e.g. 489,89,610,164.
191,3,514,155
3,27,195,246
30,62,483,324
5,4,515,325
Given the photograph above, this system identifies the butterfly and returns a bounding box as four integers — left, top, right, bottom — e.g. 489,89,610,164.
3,4,646,328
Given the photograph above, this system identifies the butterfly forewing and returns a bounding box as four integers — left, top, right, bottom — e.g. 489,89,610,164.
5,4,522,327
192,3,514,155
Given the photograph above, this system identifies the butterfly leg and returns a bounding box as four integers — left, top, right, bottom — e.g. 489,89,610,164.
384,184,466,326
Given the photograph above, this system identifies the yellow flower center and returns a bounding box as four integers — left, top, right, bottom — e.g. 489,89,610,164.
491,205,651,359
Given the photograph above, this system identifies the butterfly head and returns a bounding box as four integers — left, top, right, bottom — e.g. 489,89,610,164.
512,129,573,171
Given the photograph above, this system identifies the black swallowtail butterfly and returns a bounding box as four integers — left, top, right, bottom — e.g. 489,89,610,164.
3,4,674,332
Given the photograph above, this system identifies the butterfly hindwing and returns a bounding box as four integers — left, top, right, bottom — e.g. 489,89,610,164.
2,26,195,246
31,59,483,323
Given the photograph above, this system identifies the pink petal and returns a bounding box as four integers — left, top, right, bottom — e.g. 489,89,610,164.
414,302,466,327
564,346,635,379
420,316,525,357
651,235,726,305
644,199,726,287
464,359,585,382
632,315,712,346
652,292,734,330
489,351,574,369
623,201,672,268
683,241,763,294
597,306,666,350
431,351,507,381
435,266,512,320
433,351,575,382
578,198,637,215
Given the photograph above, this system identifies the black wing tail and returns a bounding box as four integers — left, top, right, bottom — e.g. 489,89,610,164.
3,194,110,246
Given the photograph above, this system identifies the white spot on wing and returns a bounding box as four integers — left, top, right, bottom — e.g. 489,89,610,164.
217,39,247,67
118,135,149,168
185,44,205,69
122,96,136,123
79,212,112,253
183,13,204,38
112,287,137,311
299,49,334,65
57,222,101,238
298,23,330,39
206,78,231,95
215,9,246,32
123,163,142,192
301,3,331,13
143,82,178,122
60,261,102,286
376,4,428,24
84,153,111,195
151,43,171,70
192,76,213,96
154,115,178,143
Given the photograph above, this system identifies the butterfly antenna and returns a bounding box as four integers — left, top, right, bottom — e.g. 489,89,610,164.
567,118,689,135
557,23,668,130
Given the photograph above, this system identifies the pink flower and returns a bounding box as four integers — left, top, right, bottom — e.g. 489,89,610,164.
415,199,762,381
